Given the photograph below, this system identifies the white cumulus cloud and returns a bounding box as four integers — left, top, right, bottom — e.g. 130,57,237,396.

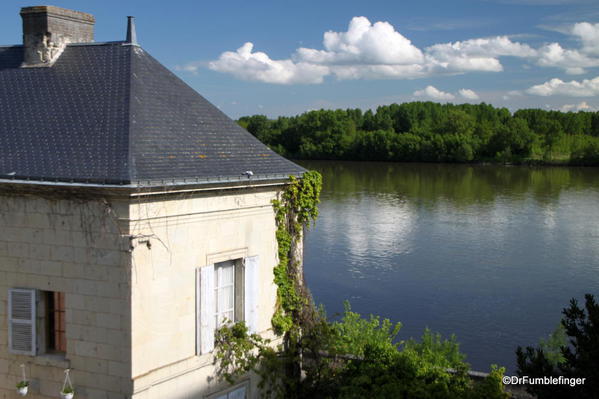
206,17,539,83
414,86,455,101
536,42,599,74
530,22,599,74
560,101,596,112
174,62,202,74
208,42,328,84
294,16,429,80
295,16,424,65
526,76,599,96
326,64,427,80
458,88,480,100
571,22,599,55
414,86,481,101
196,17,599,84
425,36,535,73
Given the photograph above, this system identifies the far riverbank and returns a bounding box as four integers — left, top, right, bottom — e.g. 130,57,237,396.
239,102,599,166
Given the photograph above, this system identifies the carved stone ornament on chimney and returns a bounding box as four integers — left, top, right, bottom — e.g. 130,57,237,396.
33,33,66,64
20,6,95,67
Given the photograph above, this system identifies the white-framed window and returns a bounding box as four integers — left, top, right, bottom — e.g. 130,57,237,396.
214,260,237,326
211,383,248,399
197,255,259,355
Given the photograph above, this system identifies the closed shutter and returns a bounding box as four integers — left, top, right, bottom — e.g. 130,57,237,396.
8,288,36,355
244,255,259,333
199,265,216,354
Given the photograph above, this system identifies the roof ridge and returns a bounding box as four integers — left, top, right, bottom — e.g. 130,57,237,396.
66,41,127,47
125,45,136,185
0,41,126,48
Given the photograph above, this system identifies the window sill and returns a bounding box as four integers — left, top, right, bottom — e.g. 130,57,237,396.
33,353,70,368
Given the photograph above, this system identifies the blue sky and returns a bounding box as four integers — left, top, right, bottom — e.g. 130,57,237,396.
1,0,598,118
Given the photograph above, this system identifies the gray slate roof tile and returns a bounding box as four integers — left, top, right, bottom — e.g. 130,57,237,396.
0,42,305,186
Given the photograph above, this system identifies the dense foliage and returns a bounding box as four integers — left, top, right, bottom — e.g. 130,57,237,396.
238,102,599,165
314,303,509,399
216,304,509,399
516,294,599,399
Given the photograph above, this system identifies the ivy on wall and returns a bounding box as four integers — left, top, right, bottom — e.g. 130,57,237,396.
271,170,322,334
214,170,322,396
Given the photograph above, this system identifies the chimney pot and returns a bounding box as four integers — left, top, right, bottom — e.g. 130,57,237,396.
126,16,138,45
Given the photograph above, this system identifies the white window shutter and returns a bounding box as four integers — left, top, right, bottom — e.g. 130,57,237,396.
8,288,36,356
199,265,215,354
244,255,260,333
196,268,200,355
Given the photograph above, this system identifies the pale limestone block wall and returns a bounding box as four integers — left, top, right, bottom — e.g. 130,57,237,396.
129,186,282,399
0,193,132,399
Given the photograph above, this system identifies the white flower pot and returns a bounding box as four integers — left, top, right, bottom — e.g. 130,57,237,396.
17,386,28,396
60,393,74,399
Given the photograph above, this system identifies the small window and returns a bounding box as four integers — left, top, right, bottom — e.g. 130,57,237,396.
8,289,67,356
198,256,258,355
46,291,66,353
213,384,247,399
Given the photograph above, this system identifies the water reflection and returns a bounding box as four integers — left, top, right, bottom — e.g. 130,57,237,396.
299,161,599,372
311,161,599,206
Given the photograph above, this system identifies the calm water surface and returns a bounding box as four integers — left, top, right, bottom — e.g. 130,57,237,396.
299,161,599,372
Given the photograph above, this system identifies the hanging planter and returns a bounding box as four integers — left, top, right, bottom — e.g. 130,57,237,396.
60,387,74,399
16,364,29,396
59,369,75,399
16,381,28,396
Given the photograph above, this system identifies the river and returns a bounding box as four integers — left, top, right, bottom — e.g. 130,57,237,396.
299,160,599,372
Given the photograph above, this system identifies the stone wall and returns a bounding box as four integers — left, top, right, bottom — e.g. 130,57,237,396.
0,182,288,399
128,185,282,399
0,194,131,399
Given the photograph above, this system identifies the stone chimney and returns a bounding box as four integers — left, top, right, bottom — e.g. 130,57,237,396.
20,6,95,67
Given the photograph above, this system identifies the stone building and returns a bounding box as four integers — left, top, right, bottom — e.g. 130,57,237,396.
0,6,305,399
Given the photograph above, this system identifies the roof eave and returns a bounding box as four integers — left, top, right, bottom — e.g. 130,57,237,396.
0,172,305,198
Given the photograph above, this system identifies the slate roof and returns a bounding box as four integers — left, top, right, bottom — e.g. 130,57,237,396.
0,42,305,187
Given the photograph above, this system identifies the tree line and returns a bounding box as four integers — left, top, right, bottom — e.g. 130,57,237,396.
238,102,599,165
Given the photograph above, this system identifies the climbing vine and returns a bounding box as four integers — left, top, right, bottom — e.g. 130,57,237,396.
214,170,322,397
271,170,322,334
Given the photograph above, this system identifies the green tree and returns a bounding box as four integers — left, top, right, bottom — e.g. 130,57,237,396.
487,118,536,160
516,294,599,399
571,137,599,165
435,109,476,137
236,102,598,164
539,324,567,367
538,119,565,159
241,115,270,141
